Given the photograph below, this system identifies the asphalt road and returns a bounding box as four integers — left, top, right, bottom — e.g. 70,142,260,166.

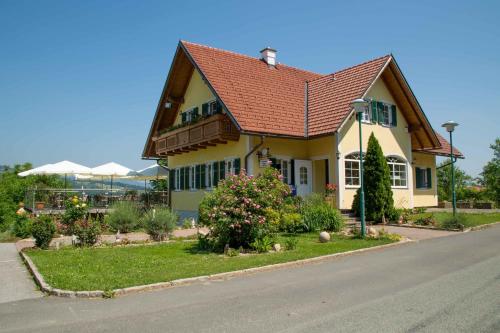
1,226,499,333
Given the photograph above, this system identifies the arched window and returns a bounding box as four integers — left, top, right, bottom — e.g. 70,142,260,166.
344,153,364,186
386,156,407,188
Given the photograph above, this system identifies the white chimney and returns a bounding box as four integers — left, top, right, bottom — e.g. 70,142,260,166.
260,47,277,66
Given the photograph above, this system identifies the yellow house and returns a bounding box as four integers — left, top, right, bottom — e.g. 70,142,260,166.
143,41,463,219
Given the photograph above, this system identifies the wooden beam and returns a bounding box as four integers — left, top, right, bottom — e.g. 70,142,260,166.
167,95,185,104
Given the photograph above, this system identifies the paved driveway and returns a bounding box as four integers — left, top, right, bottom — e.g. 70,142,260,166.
0,243,42,304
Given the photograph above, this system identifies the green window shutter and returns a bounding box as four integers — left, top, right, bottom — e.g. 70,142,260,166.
169,170,175,191
371,100,378,123
216,101,223,114
415,168,421,188
426,168,432,189
200,164,206,188
192,107,199,120
234,158,241,175
201,103,208,116
219,161,225,180
180,168,185,190
195,165,201,189
290,159,295,186
377,102,384,124
391,105,397,127
213,162,219,185
184,167,190,190
181,112,187,124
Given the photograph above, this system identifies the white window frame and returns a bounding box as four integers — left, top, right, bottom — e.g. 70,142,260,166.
344,152,364,187
281,159,291,185
205,162,213,189
189,165,197,191
378,101,394,127
208,100,217,116
225,158,234,176
299,166,308,185
174,168,181,191
415,166,432,189
360,104,371,123
387,156,408,188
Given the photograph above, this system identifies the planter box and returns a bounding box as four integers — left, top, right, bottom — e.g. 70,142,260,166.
438,201,452,208
35,202,45,210
457,201,472,209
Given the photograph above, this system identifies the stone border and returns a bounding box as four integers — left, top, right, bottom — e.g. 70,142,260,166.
20,239,413,299
465,221,500,232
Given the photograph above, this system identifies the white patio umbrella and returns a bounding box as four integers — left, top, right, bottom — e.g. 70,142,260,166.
18,164,54,177
90,162,139,192
135,164,169,180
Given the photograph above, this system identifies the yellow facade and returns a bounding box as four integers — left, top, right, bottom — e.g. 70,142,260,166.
412,152,438,207
339,78,413,210
165,69,439,217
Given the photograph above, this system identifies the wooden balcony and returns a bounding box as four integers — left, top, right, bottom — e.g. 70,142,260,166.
153,113,240,156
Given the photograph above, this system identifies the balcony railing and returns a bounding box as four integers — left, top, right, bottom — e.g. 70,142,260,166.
153,113,240,155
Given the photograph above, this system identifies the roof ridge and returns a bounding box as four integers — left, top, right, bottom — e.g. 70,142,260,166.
180,40,322,77
307,54,392,83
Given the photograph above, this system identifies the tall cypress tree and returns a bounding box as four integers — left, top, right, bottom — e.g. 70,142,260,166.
351,133,394,223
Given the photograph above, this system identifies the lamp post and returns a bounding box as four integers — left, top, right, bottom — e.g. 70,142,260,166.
352,98,369,237
442,120,459,217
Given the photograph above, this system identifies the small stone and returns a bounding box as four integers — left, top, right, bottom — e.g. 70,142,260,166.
368,227,379,237
319,231,331,243
273,243,281,252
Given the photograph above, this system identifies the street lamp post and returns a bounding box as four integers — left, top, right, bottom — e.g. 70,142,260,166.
352,98,369,237
442,121,459,217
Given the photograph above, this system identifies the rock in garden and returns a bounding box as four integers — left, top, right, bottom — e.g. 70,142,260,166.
367,227,379,237
273,243,281,252
319,231,331,243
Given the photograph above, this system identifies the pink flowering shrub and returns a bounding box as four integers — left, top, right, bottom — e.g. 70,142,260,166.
199,168,291,250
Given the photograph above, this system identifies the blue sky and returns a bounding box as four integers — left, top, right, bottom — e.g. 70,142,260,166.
1,0,499,176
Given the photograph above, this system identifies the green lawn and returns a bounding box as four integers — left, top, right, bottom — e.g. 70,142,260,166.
410,212,500,228
26,233,394,291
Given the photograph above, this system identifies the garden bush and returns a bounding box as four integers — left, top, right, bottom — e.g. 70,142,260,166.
12,214,32,238
31,215,56,249
142,208,177,241
284,236,299,250
106,201,140,233
199,167,291,250
73,218,101,246
301,194,344,232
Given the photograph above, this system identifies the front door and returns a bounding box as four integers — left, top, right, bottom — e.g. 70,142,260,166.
294,160,312,197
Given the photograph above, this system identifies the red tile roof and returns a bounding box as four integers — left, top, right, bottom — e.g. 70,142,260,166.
177,41,460,157
307,55,391,136
417,132,464,158
182,41,321,137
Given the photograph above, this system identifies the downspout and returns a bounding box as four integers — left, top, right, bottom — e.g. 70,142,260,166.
245,136,264,173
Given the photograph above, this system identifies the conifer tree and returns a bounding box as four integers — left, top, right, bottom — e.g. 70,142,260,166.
351,133,394,223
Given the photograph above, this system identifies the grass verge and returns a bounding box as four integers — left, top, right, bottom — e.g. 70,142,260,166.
26,233,394,291
410,212,500,228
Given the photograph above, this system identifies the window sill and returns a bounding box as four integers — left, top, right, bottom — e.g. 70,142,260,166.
345,185,361,189
391,186,408,190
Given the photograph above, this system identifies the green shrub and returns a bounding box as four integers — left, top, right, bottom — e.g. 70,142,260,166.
301,194,344,232
251,235,273,253
284,236,299,250
12,214,32,238
413,214,436,226
199,168,291,250
31,215,56,249
378,228,402,241
107,202,140,233
73,218,101,246
142,208,177,241
280,212,303,233
197,233,215,252
441,214,468,230
387,208,402,223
